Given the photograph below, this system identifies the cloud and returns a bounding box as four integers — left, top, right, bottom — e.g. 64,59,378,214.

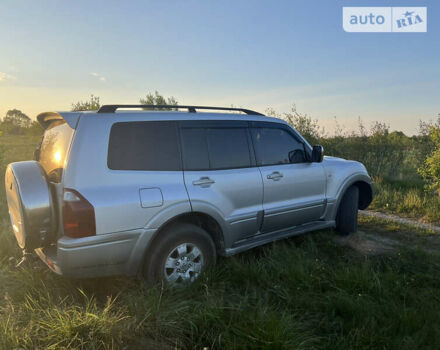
90,72,106,82
0,72,16,82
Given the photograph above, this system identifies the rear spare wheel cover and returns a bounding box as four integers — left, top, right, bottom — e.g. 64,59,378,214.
5,161,55,249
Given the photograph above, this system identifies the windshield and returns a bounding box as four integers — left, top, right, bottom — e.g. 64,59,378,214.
39,120,75,183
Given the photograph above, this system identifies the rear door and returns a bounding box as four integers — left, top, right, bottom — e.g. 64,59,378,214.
180,121,263,245
38,119,76,234
250,122,327,233
85,120,190,234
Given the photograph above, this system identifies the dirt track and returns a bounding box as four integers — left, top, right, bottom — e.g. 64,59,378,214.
360,210,440,233
333,210,440,256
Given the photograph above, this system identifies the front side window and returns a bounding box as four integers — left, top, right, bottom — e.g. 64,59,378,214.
108,121,181,171
251,127,305,166
39,120,75,182
180,127,252,170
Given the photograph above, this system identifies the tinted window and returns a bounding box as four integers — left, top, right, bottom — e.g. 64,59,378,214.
207,128,251,169
180,128,209,170
108,121,181,171
39,120,75,182
251,127,304,166
181,127,251,170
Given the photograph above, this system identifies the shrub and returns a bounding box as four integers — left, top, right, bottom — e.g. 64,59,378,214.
26,121,43,137
419,126,440,193
268,105,424,181
71,94,101,111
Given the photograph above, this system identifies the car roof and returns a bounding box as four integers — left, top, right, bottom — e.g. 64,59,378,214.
38,110,288,129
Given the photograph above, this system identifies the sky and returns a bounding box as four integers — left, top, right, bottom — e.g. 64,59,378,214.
0,0,438,135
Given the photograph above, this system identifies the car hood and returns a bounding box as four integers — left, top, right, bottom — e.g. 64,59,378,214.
322,155,370,176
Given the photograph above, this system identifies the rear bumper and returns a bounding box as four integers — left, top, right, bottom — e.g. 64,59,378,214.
35,228,156,278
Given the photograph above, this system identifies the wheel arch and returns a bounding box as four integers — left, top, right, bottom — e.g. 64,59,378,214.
138,211,226,277
333,174,374,217
353,180,374,210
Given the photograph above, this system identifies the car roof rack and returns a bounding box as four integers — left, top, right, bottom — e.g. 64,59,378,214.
97,104,264,115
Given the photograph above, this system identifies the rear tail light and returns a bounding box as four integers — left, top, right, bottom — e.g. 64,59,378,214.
63,189,96,238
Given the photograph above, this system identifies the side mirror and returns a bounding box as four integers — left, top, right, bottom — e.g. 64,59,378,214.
289,149,306,164
312,145,324,163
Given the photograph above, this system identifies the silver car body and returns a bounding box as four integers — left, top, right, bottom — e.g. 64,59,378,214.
29,110,373,278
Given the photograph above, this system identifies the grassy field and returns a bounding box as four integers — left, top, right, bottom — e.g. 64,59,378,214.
1,135,440,349
369,177,440,225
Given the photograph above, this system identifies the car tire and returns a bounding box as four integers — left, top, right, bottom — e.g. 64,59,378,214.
336,186,359,236
143,223,216,286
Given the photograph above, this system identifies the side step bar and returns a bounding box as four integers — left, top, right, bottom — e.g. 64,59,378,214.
224,220,335,256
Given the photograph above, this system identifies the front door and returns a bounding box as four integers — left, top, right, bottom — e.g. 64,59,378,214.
250,124,327,233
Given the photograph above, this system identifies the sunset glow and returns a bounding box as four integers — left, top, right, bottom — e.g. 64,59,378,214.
54,151,62,164
0,1,439,135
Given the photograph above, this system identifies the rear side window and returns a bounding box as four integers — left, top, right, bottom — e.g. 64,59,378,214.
251,127,304,166
207,128,251,169
180,127,251,170
39,120,75,182
180,128,210,170
108,121,181,171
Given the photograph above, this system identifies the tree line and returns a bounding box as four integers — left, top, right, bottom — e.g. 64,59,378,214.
0,91,178,136
2,92,440,192
0,109,42,136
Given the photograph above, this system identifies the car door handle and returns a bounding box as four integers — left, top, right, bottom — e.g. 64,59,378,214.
192,177,215,187
267,172,283,181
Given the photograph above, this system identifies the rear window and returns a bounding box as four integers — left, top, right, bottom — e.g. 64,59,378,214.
39,120,75,182
108,121,181,171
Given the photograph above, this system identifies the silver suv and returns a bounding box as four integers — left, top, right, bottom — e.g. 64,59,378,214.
5,105,373,285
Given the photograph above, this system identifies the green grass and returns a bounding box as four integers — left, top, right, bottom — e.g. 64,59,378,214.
370,177,440,225
1,223,440,349
1,134,440,349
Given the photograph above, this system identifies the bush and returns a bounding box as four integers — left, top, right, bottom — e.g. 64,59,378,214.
0,121,26,135
268,105,426,181
71,95,101,111
419,126,440,193
321,127,421,180
26,121,43,137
